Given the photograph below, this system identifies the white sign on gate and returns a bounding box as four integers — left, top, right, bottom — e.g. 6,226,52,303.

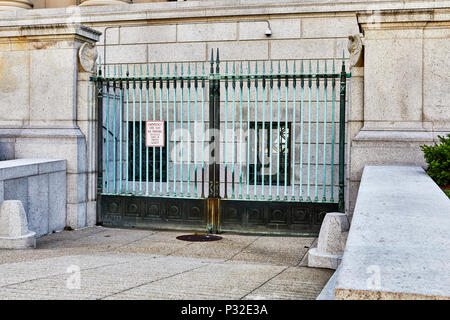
146,121,165,147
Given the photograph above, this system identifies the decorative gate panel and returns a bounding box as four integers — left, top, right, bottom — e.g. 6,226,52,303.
92,49,350,235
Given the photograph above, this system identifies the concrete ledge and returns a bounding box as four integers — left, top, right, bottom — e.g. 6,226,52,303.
335,166,450,300
0,159,67,238
0,159,66,180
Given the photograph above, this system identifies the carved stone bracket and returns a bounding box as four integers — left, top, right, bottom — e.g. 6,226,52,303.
78,42,98,73
348,33,364,68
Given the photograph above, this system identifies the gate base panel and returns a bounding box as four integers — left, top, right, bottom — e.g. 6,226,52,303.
219,199,338,236
100,195,207,232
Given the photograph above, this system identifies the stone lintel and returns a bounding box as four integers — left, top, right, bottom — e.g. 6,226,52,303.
0,23,101,43
0,1,449,28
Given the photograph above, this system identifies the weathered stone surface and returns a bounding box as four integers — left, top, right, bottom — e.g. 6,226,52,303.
317,265,342,300
27,174,49,237
0,200,36,249
308,212,349,270
335,166,450,300
119,24,176,44
316,212,349,255
270,39,335,60
0,159,67,238
178,22,237,42
302,16,359,38
48,171,67,233
147,42,205,63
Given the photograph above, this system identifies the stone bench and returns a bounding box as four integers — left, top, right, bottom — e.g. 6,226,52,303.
332,166,450,299
0,159,66,238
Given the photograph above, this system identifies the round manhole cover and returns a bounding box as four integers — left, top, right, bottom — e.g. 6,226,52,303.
176,234,222,242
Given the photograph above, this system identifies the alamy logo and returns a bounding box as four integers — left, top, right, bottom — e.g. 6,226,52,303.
66,265,81,290
366,265,381,290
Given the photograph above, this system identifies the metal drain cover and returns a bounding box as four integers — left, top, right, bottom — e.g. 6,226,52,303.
176,234,222,242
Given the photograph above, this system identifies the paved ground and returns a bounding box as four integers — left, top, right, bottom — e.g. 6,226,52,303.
0,227,333,300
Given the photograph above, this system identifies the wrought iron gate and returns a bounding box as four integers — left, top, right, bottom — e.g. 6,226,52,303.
92,49,350,236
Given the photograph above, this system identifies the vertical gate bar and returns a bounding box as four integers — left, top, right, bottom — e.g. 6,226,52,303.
96,59,104,196
151,65,156,195
239,62,244,199
139,65,143,194
96,61,103,224
307,61,312,201
214,49,220,200
338,54,347,212
180,65,184,196
246,61,251,199
330,60,336,202
291,61,297,200
284,61,289,200
119,66,123,194
187,64,191,197
269,61,273,200
132,65,136,194
112,66,117,194
201,63,205,198
253,62,258,199
276,61,281,200
173,64,177,196
126,65,130,193
322,61,328,201
315,61,320,202
208,52,214,198
299,62,304,201
146,65,151,195
194,64,199,197
105,65,110,193
261,62,266,199
166,64,170,196
231,62,237,199
224,62,229,199
159,64,163,195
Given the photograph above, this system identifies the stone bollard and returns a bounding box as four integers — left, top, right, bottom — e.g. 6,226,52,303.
308,212,349,270
0,200,36,249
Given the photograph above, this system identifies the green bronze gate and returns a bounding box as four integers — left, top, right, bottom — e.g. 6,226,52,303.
92,49,350,236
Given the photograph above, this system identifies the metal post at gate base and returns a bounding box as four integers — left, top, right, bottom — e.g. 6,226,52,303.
96,63,104,225
338,54,346,213
207,49,221,234
208,50,215,200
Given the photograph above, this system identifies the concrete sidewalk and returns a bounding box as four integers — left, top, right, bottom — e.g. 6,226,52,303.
0,227,333,300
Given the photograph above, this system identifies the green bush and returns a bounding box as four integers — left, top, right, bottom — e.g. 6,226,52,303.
420,134,450,186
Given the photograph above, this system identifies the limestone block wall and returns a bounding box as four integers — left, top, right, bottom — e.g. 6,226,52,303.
0,159,67,237
347,9,450,215
0,24,101,230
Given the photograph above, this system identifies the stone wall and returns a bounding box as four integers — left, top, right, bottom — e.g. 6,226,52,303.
0,24,100,230
0,159,67,237
335,166,450,299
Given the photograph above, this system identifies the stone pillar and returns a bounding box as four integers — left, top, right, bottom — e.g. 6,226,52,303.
0,0,33,10
347,10,450,216
0,24,101,230
79,0,129,6
346,34,364,218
